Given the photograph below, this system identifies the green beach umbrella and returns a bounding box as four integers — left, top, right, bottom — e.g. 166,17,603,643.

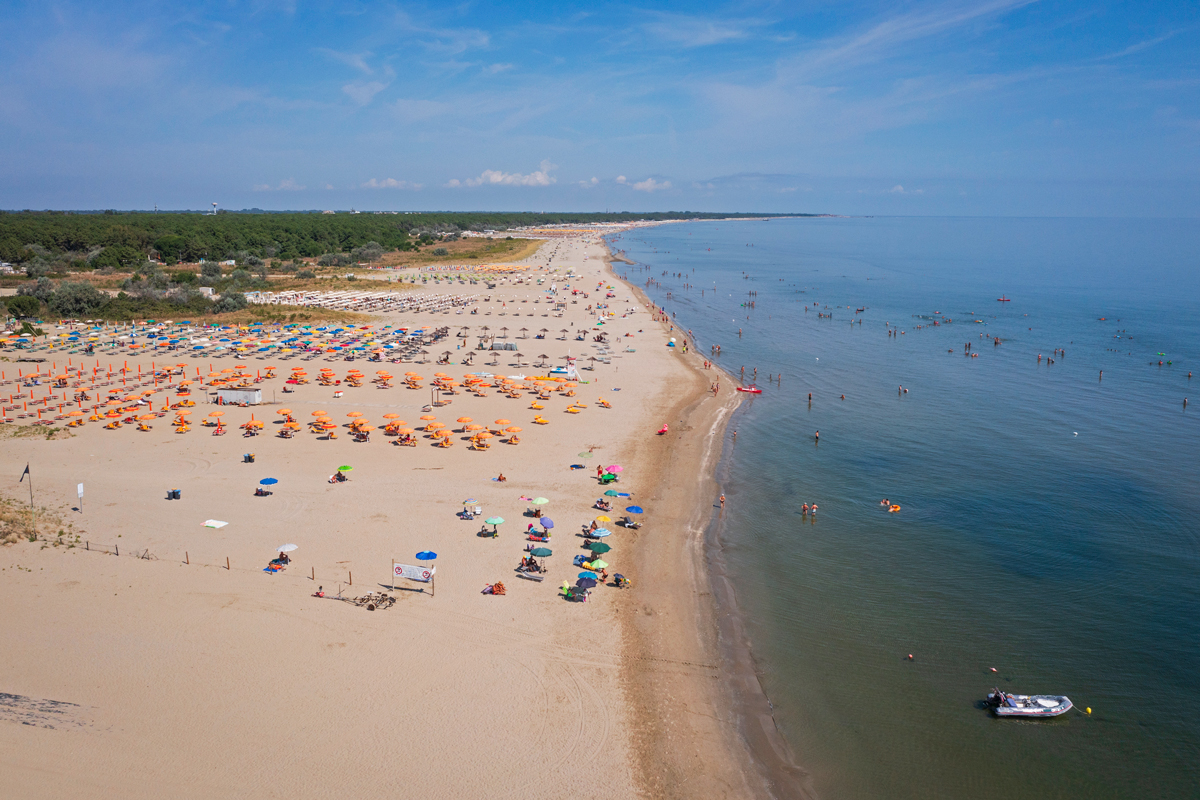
588,559,609,569
531,497,549,505
530,547,553,557
577,452,593,458
604,489,619,497
601,473,616,481
587,542,611,554
485,516,505,525
337,465,353,472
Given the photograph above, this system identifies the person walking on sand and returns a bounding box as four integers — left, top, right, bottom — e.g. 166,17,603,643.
719,495,725,509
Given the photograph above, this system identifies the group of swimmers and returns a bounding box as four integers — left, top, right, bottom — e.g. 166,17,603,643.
801,503,818,516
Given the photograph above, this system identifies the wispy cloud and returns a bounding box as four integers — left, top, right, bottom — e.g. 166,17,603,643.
317,48,374,75
395,11,489,55
343,80,388,106
253,178,306,191
447,160,558,187
1097,31,1180,61
642,12,770,48
362,178,421,189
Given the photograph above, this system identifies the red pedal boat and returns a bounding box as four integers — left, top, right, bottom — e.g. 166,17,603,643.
736,385,762,394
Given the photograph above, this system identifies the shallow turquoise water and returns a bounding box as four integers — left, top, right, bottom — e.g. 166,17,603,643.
612,217,1200,800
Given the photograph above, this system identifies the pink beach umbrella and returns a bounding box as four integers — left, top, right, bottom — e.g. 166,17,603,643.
606,465,623,473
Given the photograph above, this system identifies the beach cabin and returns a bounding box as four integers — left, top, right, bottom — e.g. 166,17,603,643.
216,388,262,405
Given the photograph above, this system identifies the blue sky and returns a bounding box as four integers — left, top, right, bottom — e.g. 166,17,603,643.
1,1,1197,215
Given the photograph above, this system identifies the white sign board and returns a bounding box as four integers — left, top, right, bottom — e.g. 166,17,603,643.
393,563,435,582
77,483,84,498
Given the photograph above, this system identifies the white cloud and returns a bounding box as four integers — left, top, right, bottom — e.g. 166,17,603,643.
577,177,599,187
362,178,421,189
487,63,514,74
317,48,374,75
615,175,628,184
888,184,923,194
450,160,558,187
253,178,306,191
324,183,334,190
343,81,388,106
643,13,768,48
632,178,671,192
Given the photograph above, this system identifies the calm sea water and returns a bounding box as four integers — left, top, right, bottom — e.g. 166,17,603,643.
610,217,1200,800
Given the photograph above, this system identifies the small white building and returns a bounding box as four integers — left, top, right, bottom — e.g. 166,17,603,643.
216,388,262,405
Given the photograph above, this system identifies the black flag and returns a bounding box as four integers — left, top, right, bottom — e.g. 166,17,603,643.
19,464,29,482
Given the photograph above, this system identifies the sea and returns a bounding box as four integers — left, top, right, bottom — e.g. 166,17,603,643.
607,216,1200,800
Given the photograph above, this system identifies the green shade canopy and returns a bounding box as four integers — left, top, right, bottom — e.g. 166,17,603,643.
337,465,353,472
530,547,553,557
485,516,505,525
587,542,611,554
587,559,609,569
604,490,619,497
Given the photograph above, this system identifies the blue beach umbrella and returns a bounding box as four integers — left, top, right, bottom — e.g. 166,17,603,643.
576,578,597,589
578,571,598,579
625,506,644,514
540,518,554,529
416,551,437,561
259,478,278,485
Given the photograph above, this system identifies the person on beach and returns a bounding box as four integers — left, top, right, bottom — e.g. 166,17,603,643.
720,495,726,509
497,473,507,482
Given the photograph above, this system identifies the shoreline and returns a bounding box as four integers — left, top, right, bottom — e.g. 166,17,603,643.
603,237,813,799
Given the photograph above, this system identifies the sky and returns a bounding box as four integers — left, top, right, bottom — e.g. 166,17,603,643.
1,1,1198,216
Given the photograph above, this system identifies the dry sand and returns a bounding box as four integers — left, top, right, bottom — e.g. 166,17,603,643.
0,237,771,798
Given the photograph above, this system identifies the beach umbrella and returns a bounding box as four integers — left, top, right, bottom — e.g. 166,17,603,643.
540,518,554,529
588,559,608,570
626,506,644,514
311,410,328,416
494,418,511,425
277,408,292,415
138,414,156,420
595,515,612,522
420,415,437,421
337,465,353,472
530,547,553,557
578,571,598,580
601,473,617,481
606,465,623,473
603,489,619,497
587,542,612,554
485,516,505,525
576,577,597,589
259,478,278,485
463,498,478,506
416,551,437,561
277,544,298,552
347,411,363,418
383,413,402,420
590,529,611,538
531,497,549,506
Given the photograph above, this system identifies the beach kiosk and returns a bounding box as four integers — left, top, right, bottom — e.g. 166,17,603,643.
216,388,262,405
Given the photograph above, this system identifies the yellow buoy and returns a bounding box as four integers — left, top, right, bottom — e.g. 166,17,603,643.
1086,707,1092,714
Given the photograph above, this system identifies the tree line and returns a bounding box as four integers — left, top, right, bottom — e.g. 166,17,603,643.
0,210,795,266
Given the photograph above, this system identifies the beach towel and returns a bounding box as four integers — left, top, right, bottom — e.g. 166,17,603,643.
203,520,228,529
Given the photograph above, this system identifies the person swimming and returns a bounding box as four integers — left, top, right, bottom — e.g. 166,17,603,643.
881,499,889,506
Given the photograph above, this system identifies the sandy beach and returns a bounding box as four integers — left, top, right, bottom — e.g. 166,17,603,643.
0,235,772,798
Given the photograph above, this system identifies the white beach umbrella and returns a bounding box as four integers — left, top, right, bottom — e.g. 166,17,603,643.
277,544,298,552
